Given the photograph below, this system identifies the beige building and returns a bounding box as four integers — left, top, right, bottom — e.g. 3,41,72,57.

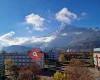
93,48,100,69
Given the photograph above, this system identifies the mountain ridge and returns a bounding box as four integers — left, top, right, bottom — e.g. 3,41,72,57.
2,25,100,53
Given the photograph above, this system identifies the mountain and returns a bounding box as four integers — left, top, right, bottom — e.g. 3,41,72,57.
3,45,32,54
3,25,100,53
47,25,100,51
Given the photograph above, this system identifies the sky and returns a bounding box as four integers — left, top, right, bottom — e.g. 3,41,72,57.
0,0,100,47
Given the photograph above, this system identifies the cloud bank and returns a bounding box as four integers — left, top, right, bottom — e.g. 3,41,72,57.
0,31,56,46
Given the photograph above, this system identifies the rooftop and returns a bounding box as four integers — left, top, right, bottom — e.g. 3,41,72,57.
94,48,100,52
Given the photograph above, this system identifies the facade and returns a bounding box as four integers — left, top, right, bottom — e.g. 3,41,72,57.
93,48,100,69
0,53,44,68
48,51,58,60
46,50,59,60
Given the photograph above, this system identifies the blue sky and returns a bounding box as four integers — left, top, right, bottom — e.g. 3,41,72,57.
0,0,100,47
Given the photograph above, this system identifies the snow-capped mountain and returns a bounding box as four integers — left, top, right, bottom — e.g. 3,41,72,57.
2,25,100,53
46,25,100,51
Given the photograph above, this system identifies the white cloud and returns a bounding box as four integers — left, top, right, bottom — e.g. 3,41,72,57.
56,8,78,24
80,12,87,17
74,32,82,35
31,35,56,43
0,31,29,46
61,33,68,36
0,31,15,40
25,13,45,31
78,12,87,20
26,27,32,33
0,31,56,47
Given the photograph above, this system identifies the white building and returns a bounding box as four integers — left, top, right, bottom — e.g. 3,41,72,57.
93,48,100,69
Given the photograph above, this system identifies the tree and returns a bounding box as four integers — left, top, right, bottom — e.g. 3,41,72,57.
64,59,95,80
58,53,65,63
17,68,33,80
64,66,95,80
89,53,94,67
9,65,19,80
69,59,85,67
4,58,14,78
28,62,40,75
17,62,40,80
53,71,64,80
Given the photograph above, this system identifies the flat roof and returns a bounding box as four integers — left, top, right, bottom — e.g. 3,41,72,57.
94,48,100,52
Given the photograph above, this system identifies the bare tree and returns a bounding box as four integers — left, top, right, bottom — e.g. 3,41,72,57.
17,62,40,80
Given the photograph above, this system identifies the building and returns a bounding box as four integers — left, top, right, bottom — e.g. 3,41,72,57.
47,50,58,60
93,48,100,69
0,53,44,68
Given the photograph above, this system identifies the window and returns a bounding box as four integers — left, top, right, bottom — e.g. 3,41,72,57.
18,59,22,62
22,56,26,58
26,59,29,62
15,56,18,58
22,59,26,62
17,56,21,58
